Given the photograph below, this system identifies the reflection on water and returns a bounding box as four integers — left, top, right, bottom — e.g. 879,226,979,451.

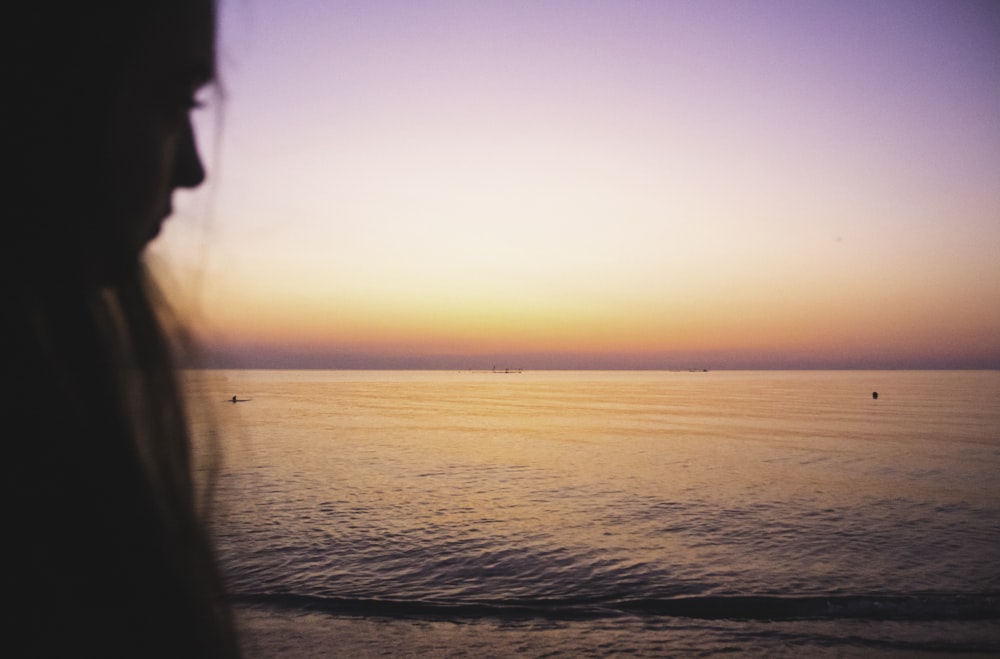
186,370,1000,655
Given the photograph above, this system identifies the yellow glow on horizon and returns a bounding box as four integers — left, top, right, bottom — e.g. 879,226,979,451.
168,241,996,364
153,1,1000,368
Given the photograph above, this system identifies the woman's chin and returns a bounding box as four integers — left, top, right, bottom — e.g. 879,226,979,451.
142,210,171,246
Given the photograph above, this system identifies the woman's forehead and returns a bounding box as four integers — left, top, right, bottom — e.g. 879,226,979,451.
136,0,216,82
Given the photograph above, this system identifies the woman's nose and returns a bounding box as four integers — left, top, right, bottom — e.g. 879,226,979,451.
172,118,205,189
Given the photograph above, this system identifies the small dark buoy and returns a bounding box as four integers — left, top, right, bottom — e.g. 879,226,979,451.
872,391,878,400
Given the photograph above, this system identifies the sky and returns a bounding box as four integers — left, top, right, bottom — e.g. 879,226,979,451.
156,0,1000,369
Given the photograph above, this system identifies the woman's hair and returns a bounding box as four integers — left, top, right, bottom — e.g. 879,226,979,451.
3,1,239,655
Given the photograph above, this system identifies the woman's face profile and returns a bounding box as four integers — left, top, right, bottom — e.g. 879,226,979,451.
107,0,215,255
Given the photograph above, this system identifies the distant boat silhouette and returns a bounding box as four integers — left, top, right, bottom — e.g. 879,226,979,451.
229,396,251,403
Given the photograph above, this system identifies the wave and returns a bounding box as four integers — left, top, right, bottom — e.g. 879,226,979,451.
233,592,1000,622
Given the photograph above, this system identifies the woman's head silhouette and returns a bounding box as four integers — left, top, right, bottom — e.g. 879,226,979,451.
3,1,240,655
9,0,216,278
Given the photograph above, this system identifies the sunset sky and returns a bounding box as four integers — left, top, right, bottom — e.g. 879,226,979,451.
156,0,1000,369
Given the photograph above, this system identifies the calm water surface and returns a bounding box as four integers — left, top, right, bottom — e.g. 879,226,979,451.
188,370,1000,656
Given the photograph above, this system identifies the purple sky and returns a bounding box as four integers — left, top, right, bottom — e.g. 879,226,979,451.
160,0,1000,369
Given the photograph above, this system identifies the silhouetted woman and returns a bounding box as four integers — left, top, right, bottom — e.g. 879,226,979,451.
3,1,239,655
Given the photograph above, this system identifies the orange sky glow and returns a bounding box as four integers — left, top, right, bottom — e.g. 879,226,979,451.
156,0,1000,369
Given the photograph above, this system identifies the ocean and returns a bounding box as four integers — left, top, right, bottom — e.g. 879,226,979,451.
187,370,1000,656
